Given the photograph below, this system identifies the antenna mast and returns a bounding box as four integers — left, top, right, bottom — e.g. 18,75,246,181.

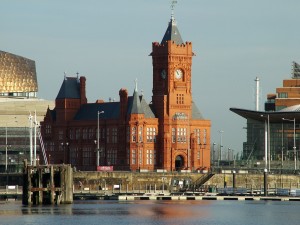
255,77,260,111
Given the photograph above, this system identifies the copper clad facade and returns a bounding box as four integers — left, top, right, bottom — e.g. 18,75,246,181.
0,51,38,95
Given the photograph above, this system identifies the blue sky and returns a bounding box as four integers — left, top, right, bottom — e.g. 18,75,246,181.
1,0,300,156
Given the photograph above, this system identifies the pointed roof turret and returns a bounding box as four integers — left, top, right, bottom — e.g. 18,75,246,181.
128,79,144,114
161,1,184,45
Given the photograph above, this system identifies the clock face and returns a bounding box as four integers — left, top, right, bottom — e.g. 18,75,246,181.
175,69,183,79
161,69,166,79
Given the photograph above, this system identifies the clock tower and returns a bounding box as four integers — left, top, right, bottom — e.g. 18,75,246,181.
151,6,203,171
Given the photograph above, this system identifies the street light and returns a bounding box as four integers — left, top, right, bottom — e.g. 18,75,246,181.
261,114,270,172
97,111,104,168
282,118,296,170
218,130,224,166
61,142,69,163
212,143,216,165
5,126,8,173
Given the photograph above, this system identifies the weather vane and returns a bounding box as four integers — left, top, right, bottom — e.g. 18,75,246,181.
171,1,178,20
171,0,177,10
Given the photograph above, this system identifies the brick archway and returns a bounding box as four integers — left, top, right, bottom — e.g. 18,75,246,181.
175,155,184,171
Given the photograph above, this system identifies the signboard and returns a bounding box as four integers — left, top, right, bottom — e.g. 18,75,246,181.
97,166,113,171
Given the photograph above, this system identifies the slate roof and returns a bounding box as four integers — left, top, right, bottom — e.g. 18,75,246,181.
128,89,143,114
127,93,156,118
74,102,120,120
161,17,184,45
191,101,204,120
72,92,156,121
56,77,80,99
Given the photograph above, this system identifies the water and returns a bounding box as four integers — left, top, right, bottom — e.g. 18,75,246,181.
1,200,300,225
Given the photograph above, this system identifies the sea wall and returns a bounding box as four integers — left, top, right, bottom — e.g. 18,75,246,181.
73,171,300,192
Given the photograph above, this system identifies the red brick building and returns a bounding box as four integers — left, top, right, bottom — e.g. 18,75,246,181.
41,14,211,171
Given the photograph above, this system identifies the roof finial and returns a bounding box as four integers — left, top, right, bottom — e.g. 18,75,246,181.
135,78,138,92
171,0,178,22
64,71,67,80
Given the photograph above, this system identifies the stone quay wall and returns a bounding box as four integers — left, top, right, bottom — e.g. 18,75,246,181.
73,171,300,193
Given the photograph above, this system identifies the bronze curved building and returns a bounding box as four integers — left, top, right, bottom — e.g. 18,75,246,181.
0,50,38,98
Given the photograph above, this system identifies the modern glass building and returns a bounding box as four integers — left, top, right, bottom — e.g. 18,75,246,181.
231,107,300,162
231,62,300,169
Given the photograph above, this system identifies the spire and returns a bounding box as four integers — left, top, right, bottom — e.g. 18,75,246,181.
135,78,138,92
128,79,144,114
161,1,184,45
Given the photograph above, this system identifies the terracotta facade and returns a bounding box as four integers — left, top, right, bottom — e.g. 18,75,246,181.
41,16,211,172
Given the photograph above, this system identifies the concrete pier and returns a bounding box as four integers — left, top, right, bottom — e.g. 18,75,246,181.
22,160,73,205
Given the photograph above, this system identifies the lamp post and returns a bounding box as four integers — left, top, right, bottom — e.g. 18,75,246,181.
282,118,296,171
218,130,224,167
61,142,69,163
261,114,270,172
212,143,216,165
227,148,230,162
97,111,104,168
5,126,8,173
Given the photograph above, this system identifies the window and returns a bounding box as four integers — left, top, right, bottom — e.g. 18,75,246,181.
177,128,187,143
106,128,110,143
45,124,51,134
139,149,143,165
172,128,176,143
146,127,156,142
203,129,207,144
132,127,136,142
176,94,184,104
132,149,136,164
195,129,200,144
139,126,143,143
107,148,117,165
101,128,105,140
88,128,94,140
83,147,92,165
278,92,288,98
197,151,200,160
146,150,153,165
69,129,74,140
82,128,88,140
58,130,63,140
112,128,118,143
75,129,80,140
70,146,78,165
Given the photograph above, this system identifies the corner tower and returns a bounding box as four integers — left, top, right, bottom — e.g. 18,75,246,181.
151,4,208,171
151,11,194,120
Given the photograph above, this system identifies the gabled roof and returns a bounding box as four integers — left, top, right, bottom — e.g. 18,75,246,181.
56,77,80,99
161,17,184,45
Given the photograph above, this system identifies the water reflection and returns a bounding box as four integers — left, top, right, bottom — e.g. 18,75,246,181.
128,201,211,220
1,200,300,225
